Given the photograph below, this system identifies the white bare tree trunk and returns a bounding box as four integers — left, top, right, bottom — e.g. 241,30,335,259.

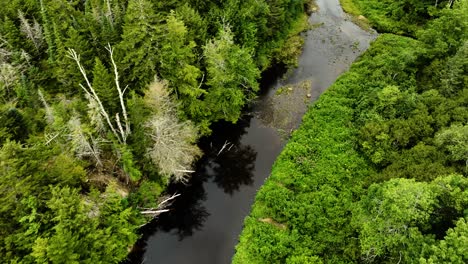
68,45,130,144
67,49,119,138
140,193,181,216
106,44,130,141
37,89,54,124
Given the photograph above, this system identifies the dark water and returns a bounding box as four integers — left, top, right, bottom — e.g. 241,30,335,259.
126,1,376,263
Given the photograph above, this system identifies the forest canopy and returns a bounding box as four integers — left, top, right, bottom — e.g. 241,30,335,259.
234,0,468,263
0,0,310,262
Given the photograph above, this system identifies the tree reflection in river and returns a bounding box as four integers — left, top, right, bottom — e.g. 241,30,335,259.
200,114,256,195
210,144,256,195
157,179,210,240
124,114,257,263
124,175,209,263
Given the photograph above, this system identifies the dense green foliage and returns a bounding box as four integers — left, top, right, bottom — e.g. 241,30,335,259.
350,0,463,35
234,1,468,262
0,0,310,262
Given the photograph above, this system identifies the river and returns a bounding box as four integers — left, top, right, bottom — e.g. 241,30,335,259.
125,0,376,263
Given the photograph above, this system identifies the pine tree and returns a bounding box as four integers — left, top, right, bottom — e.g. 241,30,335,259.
174,4,207,49
92,57,118,114
31,186,139,263
203,26,260,123
0,16,23,50
159,12,204,120
53,26,93,93
84,0,124,51
117,0,160,90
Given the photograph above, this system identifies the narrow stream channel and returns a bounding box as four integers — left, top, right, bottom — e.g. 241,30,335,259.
126,1,376,263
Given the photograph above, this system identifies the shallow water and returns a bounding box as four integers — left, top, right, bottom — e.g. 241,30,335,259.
125,1,376,263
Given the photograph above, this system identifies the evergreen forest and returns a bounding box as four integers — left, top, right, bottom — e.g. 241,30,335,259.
234,0,468,263
0,0,310,262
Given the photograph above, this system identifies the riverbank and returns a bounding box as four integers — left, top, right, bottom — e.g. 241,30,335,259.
125,0,376,263
233,0,468,262
339,0,372,31
233,34,404,263
0,1,354,262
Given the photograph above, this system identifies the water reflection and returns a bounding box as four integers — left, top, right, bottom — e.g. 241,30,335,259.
200,114,256,195
124,176,210,263
124,114,257,263
126,0,378,261
157,179,210,240
210,144,256,195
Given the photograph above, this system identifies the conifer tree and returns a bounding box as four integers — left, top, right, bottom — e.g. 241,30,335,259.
117,0,160,90
159,12,204,120
31,186,139,263
203,26,260,123
92,57,118,114
223,0,269,52
39,0,55,61
174,4,208,49
0,17,23,50
54,27,93,92
84,0,125,52
42,0,90,70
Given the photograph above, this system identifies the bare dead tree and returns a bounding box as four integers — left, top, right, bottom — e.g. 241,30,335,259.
68,116,103,167
144,80,201,183
106,44,130,141
18,10,43,50
67,48,127,144
38,89,54,124
0,45,30,99
0,39,12,62
0,63,19,93
140,193,181,216
145,115,200,183
105,0,114,27
85,93,106,134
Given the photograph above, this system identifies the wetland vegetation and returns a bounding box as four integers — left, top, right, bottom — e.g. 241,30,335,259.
234,0,468,263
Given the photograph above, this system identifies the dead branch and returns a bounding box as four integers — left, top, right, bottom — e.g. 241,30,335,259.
198,73,205,89
175,169,195,173
38,89,54,124
115,113,126,143
158,193,181,208
141,209,170,214
140,193,180,216
45,132,60,145
106,44,130,141
217,140,233,156
67,48,122,143
18,11,43,49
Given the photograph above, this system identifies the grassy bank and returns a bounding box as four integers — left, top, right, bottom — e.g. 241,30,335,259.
339,0,372,31
340,0,461,35
233,34,420,263
233,1,468,259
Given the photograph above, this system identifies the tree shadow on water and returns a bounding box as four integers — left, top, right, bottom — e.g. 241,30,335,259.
124,114,258,263
210,144,257,195
199,114,258,195
124,176,210,263
157,176,210,240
